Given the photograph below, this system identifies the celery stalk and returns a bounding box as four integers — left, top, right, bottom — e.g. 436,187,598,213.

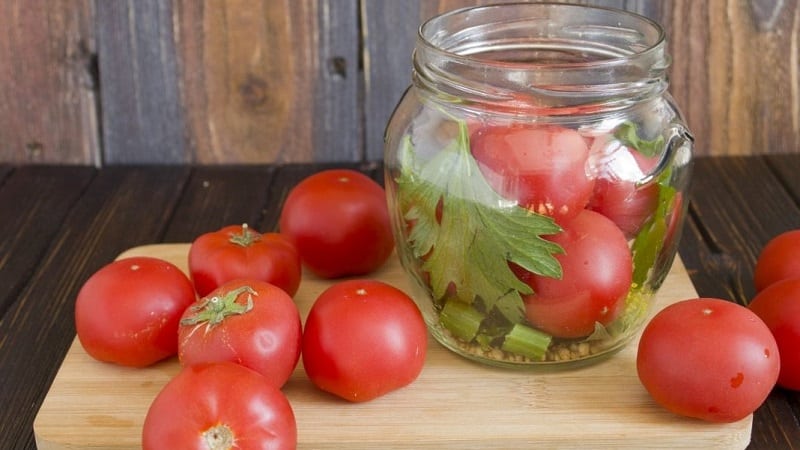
440,300,483,342
501,323,552,361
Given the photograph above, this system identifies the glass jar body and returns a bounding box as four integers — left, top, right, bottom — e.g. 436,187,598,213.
384,4,693,369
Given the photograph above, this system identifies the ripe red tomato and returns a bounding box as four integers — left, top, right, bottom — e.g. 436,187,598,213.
178,279,302,388
637,298,780,423
279,169,395,279
587,135,660,238
188,224,301,297
470,124,595,223
302,279,428,402
74,257,196,367
754,229,800,292
516,209,632,338
142,361,296,450
749,278,800,390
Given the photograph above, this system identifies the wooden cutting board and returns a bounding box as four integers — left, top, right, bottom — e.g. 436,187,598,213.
34,244,751,449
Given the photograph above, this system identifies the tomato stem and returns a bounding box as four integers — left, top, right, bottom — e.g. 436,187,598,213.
228,223,261,247
181,285,256,331
202,423,236,450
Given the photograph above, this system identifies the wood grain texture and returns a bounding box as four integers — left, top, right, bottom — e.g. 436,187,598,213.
1,0,799,163
0,166,94,317
0,0,98,164
678,156,800,449
680,157,800,304
35,244,753,450
175,0,360,163
361,0,421,162
95,0,187,164
161,165,276,240
0,167,191,449
765,153,800,203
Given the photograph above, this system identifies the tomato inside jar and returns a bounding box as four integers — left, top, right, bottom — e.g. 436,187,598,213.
383,3,693,368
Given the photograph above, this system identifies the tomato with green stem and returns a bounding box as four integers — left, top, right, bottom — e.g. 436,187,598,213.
188,224,301,297
178,279,302,388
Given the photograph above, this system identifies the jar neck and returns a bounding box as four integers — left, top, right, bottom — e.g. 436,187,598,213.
413,3,670,116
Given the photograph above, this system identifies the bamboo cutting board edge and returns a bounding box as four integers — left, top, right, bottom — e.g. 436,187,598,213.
34,243,752,449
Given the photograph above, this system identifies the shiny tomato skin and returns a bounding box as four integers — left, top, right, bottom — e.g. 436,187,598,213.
302,279,427,402
75,256,196,367
637,298,780,423
188,224,301,297
587,136,660,238
142,361,296,450
519,209,632,338
470,124,594,223
279,169,395,279
749,278,800,390
178,279,302,388
754,229,800,292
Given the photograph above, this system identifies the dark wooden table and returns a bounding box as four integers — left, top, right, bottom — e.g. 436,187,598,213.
1,155,799,449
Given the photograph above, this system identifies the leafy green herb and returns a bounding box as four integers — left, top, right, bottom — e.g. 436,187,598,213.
614,121,664,157
616,120,676,286
631,176,676,285
396,118,563,328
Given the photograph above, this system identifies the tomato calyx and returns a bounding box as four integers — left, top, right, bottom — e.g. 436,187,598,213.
181,285,256,331
202,423,236,450
227,223,261,247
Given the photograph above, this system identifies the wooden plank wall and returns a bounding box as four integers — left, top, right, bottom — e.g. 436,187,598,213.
0,0,798,165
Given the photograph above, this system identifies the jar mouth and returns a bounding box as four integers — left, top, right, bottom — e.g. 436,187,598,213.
414,3,670,115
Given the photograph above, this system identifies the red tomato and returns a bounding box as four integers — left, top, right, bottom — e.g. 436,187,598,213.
749,278,800,390
74,257,196,367
279,169,395,279
188,224,301,297
142,362,296,450
302,279,427,402
516,209,632,338
637,298,780,423
178,279,302,388
754,229,800,292
471,124,595,223
587,135,660,238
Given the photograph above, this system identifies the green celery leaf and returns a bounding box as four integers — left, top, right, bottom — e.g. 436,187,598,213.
396,118,563,324
615,120,676,286
631,179,675,285
614,121,665,158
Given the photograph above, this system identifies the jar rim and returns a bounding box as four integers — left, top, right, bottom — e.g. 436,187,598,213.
413,2,670,116
418,2,667,70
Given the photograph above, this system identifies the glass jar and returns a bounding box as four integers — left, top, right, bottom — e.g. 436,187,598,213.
383,3,693,369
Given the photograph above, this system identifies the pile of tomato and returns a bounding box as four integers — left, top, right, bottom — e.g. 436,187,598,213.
74,169,427,449
637,229,800,423
473,124,641,339
73,160,800,446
